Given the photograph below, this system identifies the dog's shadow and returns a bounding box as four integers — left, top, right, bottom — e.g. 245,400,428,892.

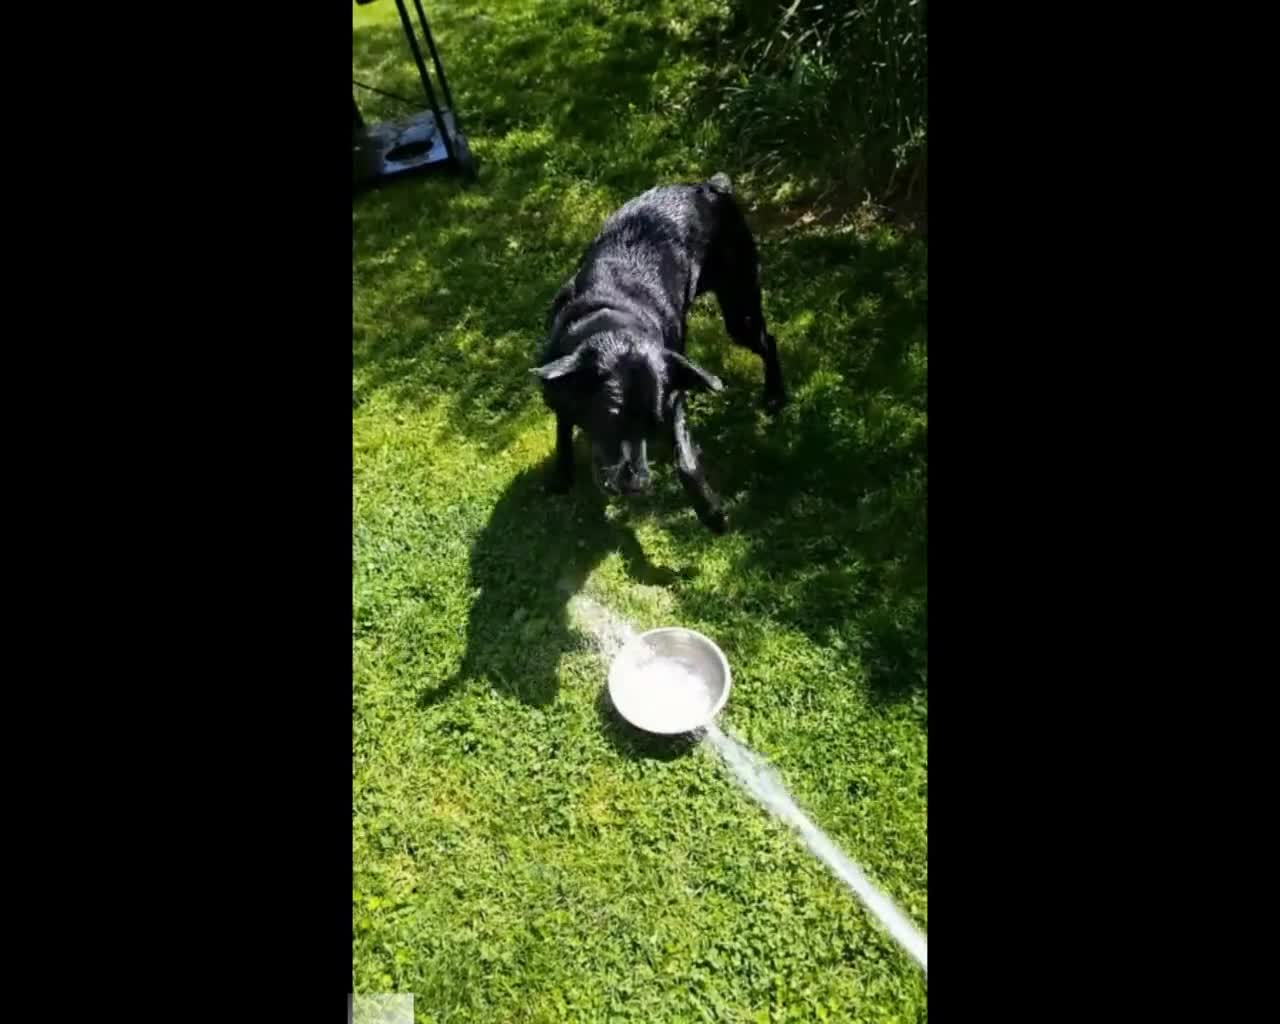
419,459,693,710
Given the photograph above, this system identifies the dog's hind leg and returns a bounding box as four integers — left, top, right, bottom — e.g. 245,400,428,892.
672,394,727,533
712,255,787,415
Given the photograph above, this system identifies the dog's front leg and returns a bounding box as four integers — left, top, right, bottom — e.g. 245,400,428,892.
549,413,575,493
672,394,727,533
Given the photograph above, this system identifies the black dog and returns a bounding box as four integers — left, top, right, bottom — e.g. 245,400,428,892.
533,174,785,532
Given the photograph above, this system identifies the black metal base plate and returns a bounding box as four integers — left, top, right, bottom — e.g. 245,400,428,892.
353,108,472,187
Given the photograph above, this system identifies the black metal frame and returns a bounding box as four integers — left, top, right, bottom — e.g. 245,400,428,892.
352,0,475,188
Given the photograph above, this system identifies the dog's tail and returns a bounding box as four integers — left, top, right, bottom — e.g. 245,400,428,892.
705,172,734,196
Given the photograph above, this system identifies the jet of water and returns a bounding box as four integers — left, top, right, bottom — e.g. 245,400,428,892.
569,592,928,974
703,723,927,973
568,593,638,660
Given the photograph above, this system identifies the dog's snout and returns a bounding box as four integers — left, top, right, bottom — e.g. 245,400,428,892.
595,459,651,497
621,463,651,496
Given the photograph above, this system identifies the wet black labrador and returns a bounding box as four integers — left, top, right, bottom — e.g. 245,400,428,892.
533,174,786,532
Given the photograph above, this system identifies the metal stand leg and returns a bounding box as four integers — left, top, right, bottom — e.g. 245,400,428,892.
352,0,476,187
412,0,461,132
393,0,455,162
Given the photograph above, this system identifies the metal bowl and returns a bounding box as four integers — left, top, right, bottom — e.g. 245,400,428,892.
607,627,732,735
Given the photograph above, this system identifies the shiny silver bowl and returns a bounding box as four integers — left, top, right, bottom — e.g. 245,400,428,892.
607,627,732,735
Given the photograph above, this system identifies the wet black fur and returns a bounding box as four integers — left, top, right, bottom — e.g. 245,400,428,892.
533,174,786,532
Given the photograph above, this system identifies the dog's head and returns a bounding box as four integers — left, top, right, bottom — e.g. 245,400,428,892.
533,337,722,497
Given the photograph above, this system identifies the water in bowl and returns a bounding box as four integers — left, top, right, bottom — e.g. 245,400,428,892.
610,649,715,733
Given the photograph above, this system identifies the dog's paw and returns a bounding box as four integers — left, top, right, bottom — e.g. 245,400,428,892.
763,389,788,416
699,506,729,534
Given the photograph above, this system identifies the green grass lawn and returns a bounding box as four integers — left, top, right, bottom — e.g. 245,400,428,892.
353,2,927,1020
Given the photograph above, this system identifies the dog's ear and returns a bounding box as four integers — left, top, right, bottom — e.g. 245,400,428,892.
665,351,724,394
531,348,591,381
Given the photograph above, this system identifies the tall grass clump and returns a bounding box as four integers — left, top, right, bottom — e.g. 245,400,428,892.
717,0,926,206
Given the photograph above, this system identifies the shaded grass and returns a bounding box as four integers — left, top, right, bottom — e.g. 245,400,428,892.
354,2,926,1020
710,0,928,207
